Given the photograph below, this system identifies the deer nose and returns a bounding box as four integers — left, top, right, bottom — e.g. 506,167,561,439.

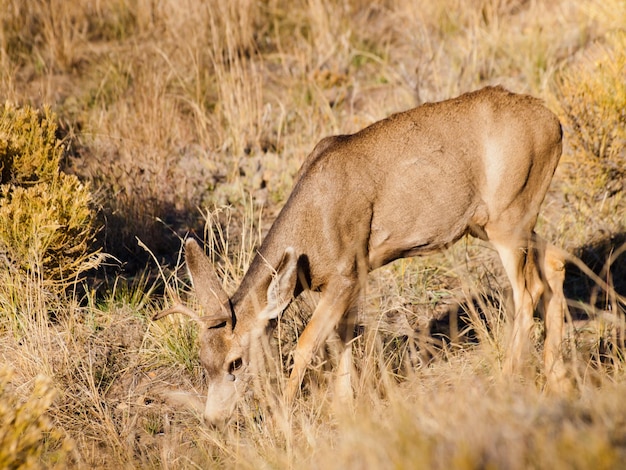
203,414,223,429
203,408,229,429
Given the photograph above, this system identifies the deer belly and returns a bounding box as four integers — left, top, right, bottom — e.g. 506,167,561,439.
368,199,476,269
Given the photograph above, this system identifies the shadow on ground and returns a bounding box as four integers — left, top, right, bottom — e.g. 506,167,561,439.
565,232,626,319
417,232,626,361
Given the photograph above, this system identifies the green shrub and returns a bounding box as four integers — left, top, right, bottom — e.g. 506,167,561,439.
0,103,100,289
0,367,68,469
0,104,62,185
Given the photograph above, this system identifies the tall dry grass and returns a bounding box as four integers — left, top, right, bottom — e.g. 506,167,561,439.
0,0,625,467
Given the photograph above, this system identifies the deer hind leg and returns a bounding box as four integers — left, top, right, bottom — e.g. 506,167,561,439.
533,233,568,392
285,278,358,403
492,237,544,376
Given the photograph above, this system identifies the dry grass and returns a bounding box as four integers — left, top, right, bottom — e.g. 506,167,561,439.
1,0,626,468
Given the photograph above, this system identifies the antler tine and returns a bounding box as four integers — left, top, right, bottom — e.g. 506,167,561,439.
152,302,202,322
153,301,232,330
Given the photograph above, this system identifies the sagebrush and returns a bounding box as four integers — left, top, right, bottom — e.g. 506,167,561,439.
0,103,100,292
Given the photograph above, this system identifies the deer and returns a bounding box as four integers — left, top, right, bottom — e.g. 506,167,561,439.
153,86,569,426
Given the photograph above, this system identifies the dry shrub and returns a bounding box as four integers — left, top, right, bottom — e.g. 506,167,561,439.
556,30,626,199
0,103,99,291
549,27,626,252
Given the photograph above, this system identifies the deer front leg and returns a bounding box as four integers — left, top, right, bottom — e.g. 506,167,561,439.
285,278,358,403
331,302,358,406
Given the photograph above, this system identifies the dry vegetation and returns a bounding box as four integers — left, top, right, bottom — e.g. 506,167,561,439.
1,0,625,468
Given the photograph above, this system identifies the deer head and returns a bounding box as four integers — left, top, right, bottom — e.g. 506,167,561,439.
154,238,298,425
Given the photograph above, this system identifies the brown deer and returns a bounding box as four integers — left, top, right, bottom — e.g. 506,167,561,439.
154,86,568,425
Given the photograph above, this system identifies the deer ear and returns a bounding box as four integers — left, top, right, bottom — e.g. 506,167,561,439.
261,247,298,321
185,239,231,319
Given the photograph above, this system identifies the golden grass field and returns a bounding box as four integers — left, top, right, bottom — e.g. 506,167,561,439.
1,0,625,468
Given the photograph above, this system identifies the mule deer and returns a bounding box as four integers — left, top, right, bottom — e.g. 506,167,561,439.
154,86,568,425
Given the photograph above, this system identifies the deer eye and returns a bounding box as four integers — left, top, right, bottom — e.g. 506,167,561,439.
208,321,227,330
228,358,243,374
